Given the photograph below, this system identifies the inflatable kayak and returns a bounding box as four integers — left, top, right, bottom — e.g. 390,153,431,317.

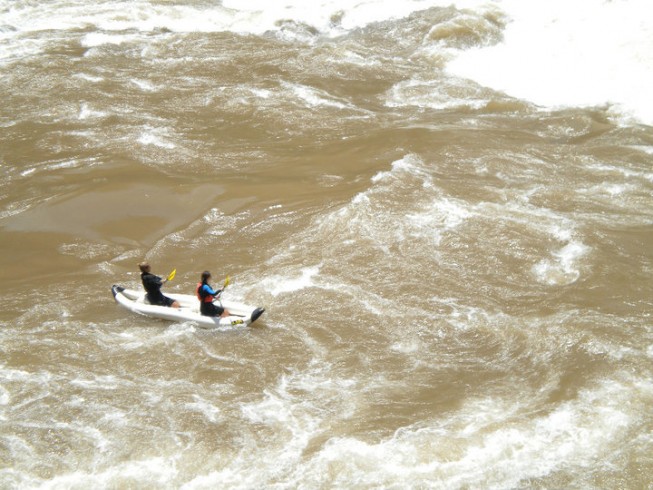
111,285,265,328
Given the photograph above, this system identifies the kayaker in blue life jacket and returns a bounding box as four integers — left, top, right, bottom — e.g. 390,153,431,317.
139,262,180,308
196,270,231,317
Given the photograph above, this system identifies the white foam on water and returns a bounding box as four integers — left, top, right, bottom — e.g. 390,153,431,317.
131,78,158,92
443,302,501,333
476,196,580,237
78,103,107,120
183,395,221,424
260,265,321,297
137,127,176,149
210,367,354,488
59,241,115,261
384,77,492,111
407,197,472,244
283,82,352,110
17,157,101,177
0,0,490,65
24,456,179,490
69,374,126,391
315,154,477,259
390,338,420,354
220,0,487,37
602,183,633,197
533,240,589,286
74,73,104,83
633,144,653,156
585,339,638,362
4,0,649,137
447,0,653,126
327,156,424,249
251,88,272,100
546,222,573,243
587,161,653,184
81,32,140,48
371,154,425,183
0,0,416,42
288,375,640,488
0,384,9,408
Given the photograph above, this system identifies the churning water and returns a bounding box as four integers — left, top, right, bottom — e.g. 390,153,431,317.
1,1,652,488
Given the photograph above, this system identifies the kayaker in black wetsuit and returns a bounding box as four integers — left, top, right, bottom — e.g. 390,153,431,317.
196,270,231,317
138,262,180,308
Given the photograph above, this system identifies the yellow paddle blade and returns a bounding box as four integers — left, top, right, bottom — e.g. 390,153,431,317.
167,269,176,281
223,275,230,288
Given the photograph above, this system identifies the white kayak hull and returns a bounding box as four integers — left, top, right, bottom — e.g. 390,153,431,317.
111,285,265,328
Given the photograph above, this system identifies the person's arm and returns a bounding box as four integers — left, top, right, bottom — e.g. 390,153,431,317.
202,284,222,296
